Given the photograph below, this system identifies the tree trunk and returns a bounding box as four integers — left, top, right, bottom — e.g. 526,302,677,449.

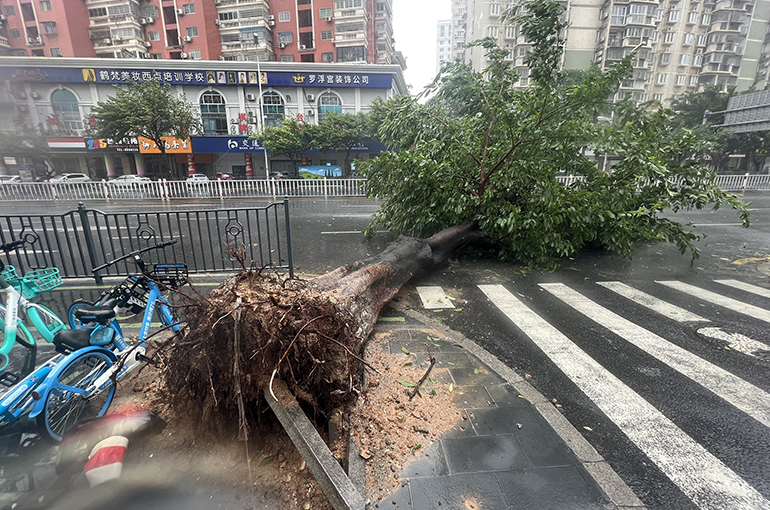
166,220,484,433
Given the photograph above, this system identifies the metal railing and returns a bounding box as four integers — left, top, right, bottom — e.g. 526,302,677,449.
0,178,368,201
0,174,767,202
0,200,293,282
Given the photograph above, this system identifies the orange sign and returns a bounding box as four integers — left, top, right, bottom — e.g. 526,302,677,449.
138,136,192,154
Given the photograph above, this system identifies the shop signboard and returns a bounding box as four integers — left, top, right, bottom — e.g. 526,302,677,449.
137,136,192,154
191,137,265,153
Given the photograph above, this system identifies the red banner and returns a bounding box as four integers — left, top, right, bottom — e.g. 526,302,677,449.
244,153,253,176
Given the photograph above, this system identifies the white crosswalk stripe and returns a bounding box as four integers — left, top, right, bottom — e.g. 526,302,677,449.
714,279,770,300
698,327,770,357
597,281,709,322
479,284,770,510
540,283,770,429
656,280,770,324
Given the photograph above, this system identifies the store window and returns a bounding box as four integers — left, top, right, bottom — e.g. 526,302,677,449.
51,89,83,131
200,90,228,134
262,91,285,127
317,92,342,122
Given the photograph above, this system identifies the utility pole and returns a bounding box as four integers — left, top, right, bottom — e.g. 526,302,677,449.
254,34,271,180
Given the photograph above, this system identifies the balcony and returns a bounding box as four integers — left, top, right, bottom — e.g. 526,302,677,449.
26,36,43,46
333,31,368,47
218,18,271,30
334,7,367,22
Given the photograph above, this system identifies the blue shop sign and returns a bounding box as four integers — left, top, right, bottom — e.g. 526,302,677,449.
191,136,265,153
0,67,392,89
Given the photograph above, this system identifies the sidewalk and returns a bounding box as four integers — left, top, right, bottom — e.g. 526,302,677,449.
356,302,645,510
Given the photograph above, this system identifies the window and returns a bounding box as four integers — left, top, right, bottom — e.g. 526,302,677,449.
664,31,675,43
88,7,106,17
50,47,61,57
318,92,342,122
321,30,332,40
656,73,667,84
683,33,693,45
51,89,82,131
505,26,515,38
337,45,365,62
668,10,678,22
660,53,671,65
189,49,201,59
611,5,626,24
690,75,699,85
278,11,290,22
680,54,691,66
3,5,14,15
676,75,686,85
262,91,285,127
488,26,498,38
697,34,706,46
320,7,332,17
183,3,195,14
652,31,659,42
686,11,697,24
655,9,662,21
701,13,710,24
278,31,293,44
653,94,663,101
148,31,160,41
279,54,294,62
40,1,51,11
186,27,198,37
41,22,57,35
334,0,363,8
10,28,20,38
630,4,646,23
219,11,237,20
200,91,227,135
490,3,500,15
322,51,334,62
693,54,702,66
298,9,312,27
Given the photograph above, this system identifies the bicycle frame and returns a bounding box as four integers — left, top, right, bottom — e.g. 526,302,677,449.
0,358,55,427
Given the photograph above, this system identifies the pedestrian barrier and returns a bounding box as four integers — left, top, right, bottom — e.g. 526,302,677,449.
0,200,293,281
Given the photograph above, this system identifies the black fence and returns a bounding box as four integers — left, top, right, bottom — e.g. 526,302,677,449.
0,200,293,282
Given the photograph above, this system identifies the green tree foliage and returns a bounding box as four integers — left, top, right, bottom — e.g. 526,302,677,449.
361,0,748,269
90,80,201,162
259,116,315,173
671,86,770,172
313,112,371,176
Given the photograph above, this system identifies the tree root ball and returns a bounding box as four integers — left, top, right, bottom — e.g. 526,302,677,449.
165,270,365,435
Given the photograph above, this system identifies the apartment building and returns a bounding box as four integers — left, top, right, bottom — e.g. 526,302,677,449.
437,20,452,72
454,0,770,103
0,0,405,67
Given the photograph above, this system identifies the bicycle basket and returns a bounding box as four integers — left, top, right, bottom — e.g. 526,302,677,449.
108,277,149,315
0,265,19,283
22,267,63,294
150,264,189,289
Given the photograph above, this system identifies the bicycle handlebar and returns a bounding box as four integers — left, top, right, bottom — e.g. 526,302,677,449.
92,239,178,273
0,239,26,253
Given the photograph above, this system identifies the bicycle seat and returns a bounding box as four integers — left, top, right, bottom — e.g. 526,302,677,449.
53,328,93,354
73,299,118,325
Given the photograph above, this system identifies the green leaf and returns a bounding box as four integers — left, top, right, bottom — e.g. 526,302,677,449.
447,362,455,366
453,343,463,348
399,381,417,387
429,377,437,384
403,362,413,367
378,317,406,322
259,455,274,466
401,346,411,355
411,444,423,455
448,383,454,392
474,368,479,374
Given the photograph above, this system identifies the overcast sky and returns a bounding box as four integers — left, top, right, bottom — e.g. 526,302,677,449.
392,0,452,96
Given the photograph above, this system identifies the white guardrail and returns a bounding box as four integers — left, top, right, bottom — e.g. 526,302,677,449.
0,174,767,202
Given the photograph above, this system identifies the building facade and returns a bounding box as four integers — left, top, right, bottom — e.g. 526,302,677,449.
437,20,452,72
454,0,770,103
0,0,405,67
0,56,407,179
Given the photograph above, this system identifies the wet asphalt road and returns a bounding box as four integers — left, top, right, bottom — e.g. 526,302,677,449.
2,193,770,509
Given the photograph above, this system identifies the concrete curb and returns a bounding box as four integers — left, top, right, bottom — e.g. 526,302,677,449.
265,380,366,510
388,301,646,510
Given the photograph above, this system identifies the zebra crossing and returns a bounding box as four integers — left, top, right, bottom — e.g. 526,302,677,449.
416,278,770,509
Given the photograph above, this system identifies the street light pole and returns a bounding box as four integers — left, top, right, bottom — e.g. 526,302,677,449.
254,34,270,180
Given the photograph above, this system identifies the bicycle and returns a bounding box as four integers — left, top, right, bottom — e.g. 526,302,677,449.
0,238,68,378
30,240,187,442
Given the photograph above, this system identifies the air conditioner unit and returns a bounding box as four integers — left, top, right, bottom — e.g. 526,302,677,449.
144,40,152,47
146,17,154,23
176,8,184,14
268,14,274,20
29,91,40,99
180,52,188,58
268,20,275,26
215,19,221,25
218,55,225,60
279,42,286,48
214,0,221,3
0,14,6,21
113,36,122,42
306,93,315,101
142,52,151,57
183,35,192,42
306,109,314,117
246,93,256,101
103,38,112,44
300,44,306,50
326,16,332,22
139,17,147,24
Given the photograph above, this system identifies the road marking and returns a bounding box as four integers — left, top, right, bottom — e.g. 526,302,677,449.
320,230,388,235
597,281,708,322
691,223,745,227
698,327,770,357
479,284,770,510
416,286,454,309
540,283,770,429
656,280,770,324
714,280,770,300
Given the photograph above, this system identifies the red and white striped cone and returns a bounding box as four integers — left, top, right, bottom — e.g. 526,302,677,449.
83,435,129,487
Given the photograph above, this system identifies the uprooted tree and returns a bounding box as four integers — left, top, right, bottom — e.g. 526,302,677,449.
165,0,749,434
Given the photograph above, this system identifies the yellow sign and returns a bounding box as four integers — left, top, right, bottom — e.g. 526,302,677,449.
82,69,96,82
138,136,192,154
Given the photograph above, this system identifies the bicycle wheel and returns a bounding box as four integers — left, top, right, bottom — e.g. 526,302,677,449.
0,304,36,371
67,299,96,329
36,350,116,443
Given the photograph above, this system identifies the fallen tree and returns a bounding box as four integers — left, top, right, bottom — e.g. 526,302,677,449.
165,0,749,433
